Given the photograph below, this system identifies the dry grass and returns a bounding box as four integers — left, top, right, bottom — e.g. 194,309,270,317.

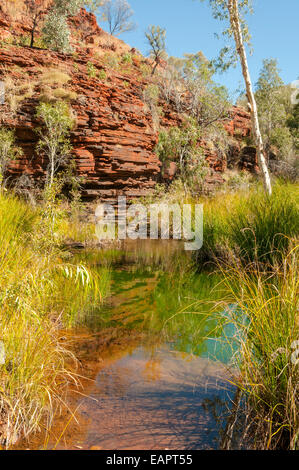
0,73,35,114
40,69,71,86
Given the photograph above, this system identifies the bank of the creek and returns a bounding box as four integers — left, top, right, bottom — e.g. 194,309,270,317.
15,240,240,450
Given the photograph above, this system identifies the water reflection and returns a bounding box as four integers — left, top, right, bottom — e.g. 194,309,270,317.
77,345,234,450
44,240,239,450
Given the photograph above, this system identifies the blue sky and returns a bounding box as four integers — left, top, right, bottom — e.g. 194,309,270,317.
97,0,299,101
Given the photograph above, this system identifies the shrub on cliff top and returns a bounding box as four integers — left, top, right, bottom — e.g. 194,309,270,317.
42,10,73,53
87,61,98,78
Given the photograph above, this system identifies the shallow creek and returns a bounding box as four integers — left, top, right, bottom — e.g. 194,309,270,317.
18,240,239,450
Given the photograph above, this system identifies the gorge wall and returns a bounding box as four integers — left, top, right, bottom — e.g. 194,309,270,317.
0,5,253,201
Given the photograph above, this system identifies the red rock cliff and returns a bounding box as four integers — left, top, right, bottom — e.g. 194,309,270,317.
0,5,253,200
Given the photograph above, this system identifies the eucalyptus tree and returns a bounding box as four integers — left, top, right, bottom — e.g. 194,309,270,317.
287,94,299,147
201,0,272,195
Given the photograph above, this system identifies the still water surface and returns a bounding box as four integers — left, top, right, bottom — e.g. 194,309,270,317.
22,241,239,450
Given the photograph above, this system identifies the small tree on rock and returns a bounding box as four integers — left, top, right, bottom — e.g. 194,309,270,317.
145,25,167,76
42,0,84,52
36,101,75,189
42,10,72,52
24,0,49,48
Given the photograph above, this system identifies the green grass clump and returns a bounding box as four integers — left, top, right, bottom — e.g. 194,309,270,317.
87,61,97,78
98,69,107,81
220,245,299,449
229,182,299,265
193,181,299,266
0,193,109,446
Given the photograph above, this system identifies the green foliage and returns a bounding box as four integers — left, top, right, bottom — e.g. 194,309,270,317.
122,52,132,64
24,0,47,48
255,59,294,159
36,101,75,189
145,25,166,74
98,69,107,81
149,181,298,267
229,182,299,265
42,0,84,53
17,35,31,47
42,10,73,53
200,0,253,71
287,94,299,148
159,52,230,132
0,192,109,446
157,52,230,157
87,61,97,78
143,83,161,129
256,58,284,91
87,62,108,80
0,128,22,188
220,246,299,449
270,127,293,154
156,118,208,194
139,62,152,78
101,52,119,69
194,181,299,266
53,0,84,16
143,83,160,104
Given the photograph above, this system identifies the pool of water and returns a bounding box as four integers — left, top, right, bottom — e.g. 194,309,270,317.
17,240,239,450
72,345,234,450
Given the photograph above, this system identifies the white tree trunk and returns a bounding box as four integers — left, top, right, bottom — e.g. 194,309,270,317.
227,0,272,195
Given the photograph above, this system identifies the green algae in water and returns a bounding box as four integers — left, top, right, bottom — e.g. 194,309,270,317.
73,241,242,364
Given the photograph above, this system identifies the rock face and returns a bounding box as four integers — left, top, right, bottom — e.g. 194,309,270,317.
224,105,252,138
0,46,161,200
224,106,258,173
0,5,253,200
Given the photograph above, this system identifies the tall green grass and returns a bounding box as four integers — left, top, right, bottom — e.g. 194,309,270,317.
200,181,299,449
0,193,109,447
141,180,298,267
195,181,299,266
219,246,298,449
229,182,299,265
152,179,298,448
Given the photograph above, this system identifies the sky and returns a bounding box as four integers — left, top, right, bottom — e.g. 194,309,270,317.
98,0,299,102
